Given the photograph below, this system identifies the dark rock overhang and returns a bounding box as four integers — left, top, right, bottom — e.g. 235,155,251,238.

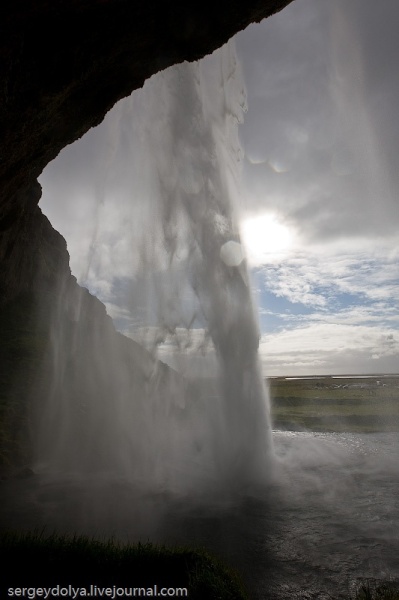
0,0,293,212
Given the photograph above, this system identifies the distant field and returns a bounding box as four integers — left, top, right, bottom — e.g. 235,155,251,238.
268,375,399,433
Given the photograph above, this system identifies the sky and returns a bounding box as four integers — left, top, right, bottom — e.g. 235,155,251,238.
39,0,399,377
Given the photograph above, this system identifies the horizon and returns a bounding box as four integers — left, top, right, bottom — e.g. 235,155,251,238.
267,372,399,379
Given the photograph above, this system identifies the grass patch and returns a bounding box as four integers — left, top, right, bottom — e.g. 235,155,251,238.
0,531,248,599
269,376,399,433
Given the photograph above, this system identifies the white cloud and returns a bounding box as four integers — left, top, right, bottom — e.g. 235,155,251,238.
237,0,399,247
259,322,399,376
253,238,399,374
258,241,399,311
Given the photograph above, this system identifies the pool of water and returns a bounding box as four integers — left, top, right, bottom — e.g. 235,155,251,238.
1,432,398,599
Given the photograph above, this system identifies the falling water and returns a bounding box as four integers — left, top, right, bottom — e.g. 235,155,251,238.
36,42,272,495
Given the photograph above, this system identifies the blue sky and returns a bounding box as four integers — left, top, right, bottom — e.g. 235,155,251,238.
39,0,399,376
251,248,399,375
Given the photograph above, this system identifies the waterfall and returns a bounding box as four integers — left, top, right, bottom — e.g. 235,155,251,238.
38,41,273,496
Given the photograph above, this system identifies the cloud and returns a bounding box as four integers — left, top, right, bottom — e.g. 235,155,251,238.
254,240,399,374
257,243,399,310
259,322,399,376
236,0,399,244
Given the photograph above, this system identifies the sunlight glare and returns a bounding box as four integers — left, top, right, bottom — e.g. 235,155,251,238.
240,213,292,264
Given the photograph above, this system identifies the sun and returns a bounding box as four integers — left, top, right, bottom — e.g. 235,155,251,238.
240,213,292,264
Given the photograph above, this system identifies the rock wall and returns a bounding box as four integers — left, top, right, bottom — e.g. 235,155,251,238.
0,180,180,470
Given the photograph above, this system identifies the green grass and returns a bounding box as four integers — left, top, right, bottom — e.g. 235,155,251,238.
269,376,399,433
1,534,398,600
2,532,397,600
0,531,249,600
